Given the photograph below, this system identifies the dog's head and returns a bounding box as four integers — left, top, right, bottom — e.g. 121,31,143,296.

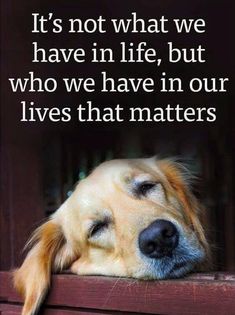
14,158,210,315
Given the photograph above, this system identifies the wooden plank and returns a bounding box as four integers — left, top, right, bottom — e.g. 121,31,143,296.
0,304,20,315
0,304,142,315
187,271,235,281
0,303,146,314
1,272,235,315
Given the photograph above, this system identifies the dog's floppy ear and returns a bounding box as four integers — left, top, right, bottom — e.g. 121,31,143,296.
158,159,211,262
13,218,77,315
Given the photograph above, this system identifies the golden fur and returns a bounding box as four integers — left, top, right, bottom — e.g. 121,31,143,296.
14,158,210,315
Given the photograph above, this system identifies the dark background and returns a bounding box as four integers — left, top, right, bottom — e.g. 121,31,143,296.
1,0,235,272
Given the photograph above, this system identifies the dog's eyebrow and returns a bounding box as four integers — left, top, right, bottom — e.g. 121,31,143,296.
123,172,154,183
133,176,157,185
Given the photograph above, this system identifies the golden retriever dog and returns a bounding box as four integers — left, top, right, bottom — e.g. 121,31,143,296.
14,157,210,315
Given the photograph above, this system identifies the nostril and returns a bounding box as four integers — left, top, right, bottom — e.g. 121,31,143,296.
145,241,155,254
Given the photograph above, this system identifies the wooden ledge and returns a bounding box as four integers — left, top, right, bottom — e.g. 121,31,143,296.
1,271,235,314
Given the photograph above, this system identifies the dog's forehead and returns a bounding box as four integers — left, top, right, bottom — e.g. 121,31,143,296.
90,159,139,178
89,158,158,179
75,158,163,199
69,159,156,215
73,158,149,194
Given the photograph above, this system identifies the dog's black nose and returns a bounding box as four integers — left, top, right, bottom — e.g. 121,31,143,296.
138,219,179,258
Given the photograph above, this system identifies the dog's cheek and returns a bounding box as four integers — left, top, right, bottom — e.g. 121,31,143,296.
89,229,116,250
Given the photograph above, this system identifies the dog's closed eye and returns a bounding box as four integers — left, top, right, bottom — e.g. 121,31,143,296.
136,181,157,196
89,220,110,238
134,181,161,198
